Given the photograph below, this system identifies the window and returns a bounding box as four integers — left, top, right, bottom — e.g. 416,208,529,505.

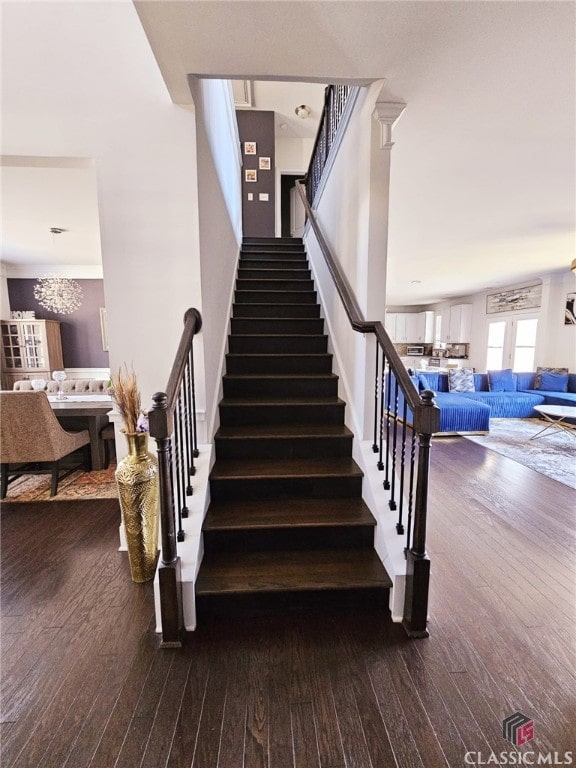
486,321,506,369
485,316,538,371
512,318,538,371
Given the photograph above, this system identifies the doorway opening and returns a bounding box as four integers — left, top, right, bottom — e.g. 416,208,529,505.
280,174,305,238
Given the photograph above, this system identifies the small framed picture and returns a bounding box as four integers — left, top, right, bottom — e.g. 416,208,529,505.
244,141,257,155
245,169,257,182
259,157,271,170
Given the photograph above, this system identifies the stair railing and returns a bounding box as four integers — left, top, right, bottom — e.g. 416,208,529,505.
306,84,353,204
149,307,202,647
295,182,439,637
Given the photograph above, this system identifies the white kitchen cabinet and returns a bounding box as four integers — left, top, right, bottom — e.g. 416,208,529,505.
436,304,472,343
448,304,472,343
415,311,434,343
385,312,398,341
386,311,434,343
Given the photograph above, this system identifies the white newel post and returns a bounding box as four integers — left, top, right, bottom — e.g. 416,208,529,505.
360,101,406,441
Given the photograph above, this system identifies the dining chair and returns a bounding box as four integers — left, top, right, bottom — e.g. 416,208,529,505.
0,391,91,498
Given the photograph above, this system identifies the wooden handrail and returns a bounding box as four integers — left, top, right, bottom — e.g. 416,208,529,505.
149,307,202,647
295,181,437,434
163,308,203,414
296,180,439,637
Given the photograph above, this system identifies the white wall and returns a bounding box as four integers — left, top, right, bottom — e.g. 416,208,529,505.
189,78,243,439
2,2,202,414
197,79,243,244
304,82,390,440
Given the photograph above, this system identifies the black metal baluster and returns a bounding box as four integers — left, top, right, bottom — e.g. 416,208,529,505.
189,346,199,460
183,362,194,491
405,426,417,554
372,343,380,453
173,399,185,541
383,367,392,490
378,351,386,471
177,395,189,520
388,377,399,511
396,401,407,534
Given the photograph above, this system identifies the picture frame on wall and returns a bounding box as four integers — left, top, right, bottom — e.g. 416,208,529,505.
486,283,542,314
244,141,257,155
245,169,257,182
259,157,271,170
566,292,576,325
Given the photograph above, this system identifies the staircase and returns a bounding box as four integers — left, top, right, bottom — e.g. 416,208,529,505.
195,237,392,619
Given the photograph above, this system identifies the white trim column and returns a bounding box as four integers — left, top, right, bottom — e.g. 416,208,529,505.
360,101,405,440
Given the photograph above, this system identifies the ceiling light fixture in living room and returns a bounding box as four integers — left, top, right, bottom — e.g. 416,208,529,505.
295,104,311,119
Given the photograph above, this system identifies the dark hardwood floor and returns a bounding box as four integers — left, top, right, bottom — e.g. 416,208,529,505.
1,436,574,768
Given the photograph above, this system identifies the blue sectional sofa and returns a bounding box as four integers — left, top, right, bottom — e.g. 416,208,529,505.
392,370,576,434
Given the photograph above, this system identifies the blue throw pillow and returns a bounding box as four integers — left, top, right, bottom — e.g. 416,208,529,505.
418,373,439,392
488,369,516,392
448,368,475,393
534,366,568,388
538,371,569,392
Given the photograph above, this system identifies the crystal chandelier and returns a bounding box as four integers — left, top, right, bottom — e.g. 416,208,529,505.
33,276,83,315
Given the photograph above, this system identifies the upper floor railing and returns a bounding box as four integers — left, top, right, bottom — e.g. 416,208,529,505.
306,84,353,205
295,181,440,637
148,307,202,647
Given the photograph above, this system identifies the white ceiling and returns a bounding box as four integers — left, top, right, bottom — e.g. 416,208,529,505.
1,157,102,276
135,0,576,305
2,1,574,306
234,80,326,140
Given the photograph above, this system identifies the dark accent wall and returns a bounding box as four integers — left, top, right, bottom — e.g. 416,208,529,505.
236,110,275,237
7,278,109,369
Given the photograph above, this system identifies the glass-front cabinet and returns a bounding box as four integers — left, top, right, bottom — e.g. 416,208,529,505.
1,319,64,389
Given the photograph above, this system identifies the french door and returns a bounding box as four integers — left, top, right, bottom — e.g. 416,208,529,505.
486,315,538,371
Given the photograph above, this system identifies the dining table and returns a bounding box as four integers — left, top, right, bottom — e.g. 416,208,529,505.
48,394,114,471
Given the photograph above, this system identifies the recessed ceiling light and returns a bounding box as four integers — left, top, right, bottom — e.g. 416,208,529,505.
411,280,421,284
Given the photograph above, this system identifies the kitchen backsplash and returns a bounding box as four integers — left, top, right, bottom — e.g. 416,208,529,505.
394,343,434,357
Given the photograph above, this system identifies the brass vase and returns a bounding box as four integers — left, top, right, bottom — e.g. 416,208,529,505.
115,432,159,583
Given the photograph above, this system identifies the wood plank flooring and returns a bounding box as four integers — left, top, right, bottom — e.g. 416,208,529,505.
1,436,574,768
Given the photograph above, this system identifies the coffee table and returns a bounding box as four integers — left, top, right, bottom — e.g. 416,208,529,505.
532,404,576,440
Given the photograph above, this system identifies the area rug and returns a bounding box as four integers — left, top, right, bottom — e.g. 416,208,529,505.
2,464,118,503
463,418,576,489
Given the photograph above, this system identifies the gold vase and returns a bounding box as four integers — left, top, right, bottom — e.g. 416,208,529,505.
115,432,159,583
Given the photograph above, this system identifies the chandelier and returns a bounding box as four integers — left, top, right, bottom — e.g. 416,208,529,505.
33,276,83,315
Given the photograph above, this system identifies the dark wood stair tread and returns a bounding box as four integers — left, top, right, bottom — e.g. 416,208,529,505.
220,396,344,405
196,548,391,595
223,373,338,381
203,497,376,531
215,423,352,439
210,457,362,480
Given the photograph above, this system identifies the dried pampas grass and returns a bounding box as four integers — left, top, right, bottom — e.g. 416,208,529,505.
110,365,142,434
